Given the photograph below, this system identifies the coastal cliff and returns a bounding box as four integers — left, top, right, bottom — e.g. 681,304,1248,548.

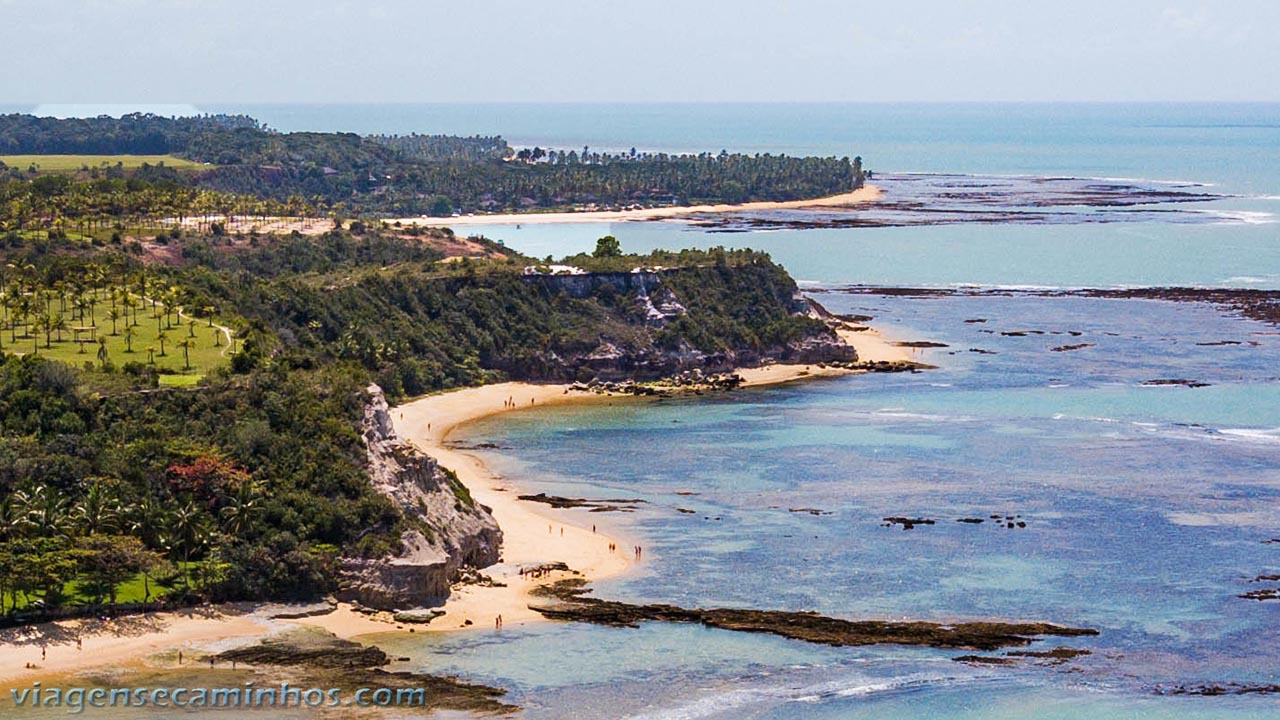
505,267,856,382
338,385,502,609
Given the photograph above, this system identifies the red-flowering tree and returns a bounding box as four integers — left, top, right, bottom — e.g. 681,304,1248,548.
165,454,250,508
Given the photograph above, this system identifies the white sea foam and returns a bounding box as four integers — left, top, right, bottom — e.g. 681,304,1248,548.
871,409,959,422
886,172,1212,187
627,671,998,720
1217,427,1280,444
1222,275,1280,285
1194,209,1277,225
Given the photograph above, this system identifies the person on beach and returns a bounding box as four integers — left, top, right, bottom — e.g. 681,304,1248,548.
178,650,183,665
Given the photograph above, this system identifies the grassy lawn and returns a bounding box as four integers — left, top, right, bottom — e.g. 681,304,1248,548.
3,567,189,613
0,154,204,173
6,297,232,381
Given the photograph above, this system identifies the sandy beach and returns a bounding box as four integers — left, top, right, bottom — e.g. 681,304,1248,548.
390,185,883,227
0,325,916,687
379,324,916,630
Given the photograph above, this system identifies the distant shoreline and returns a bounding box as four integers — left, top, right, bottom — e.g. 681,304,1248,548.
390,184,883,227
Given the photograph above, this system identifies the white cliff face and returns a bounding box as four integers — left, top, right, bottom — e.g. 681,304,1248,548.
337,385,502,610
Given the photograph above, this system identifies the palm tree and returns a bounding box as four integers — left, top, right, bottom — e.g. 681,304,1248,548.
219,483,264,536
146,346,156,364
187,319,197,338
51,313,66,344
96,337,109,367
0,497,20,541
177,337,194,370
107,307,121,335
169,502,210,589
121,296,135,328
128,495,170,549
72,481,121,536
123,325,137,353
38,312,53,349
157,330,168,357
13,484,71,538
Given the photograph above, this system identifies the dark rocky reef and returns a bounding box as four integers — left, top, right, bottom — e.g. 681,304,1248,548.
827,359,936,373
1160,683,1280,696
955,646,1091,666
895,341,950,348
217,628,514,714
338,385,502,610
1005,647,1092,664
529,579,1096,652
1141,378,1212,388
518,492,646,512
218,628,388,669
883,517,936,530
843,285,1280,332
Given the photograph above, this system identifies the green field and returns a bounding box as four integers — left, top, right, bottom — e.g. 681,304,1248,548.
0,154,205,173
5,294,232,382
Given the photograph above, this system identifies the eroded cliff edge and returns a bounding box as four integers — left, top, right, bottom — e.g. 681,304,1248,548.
507,267,856,381
338,384,502,609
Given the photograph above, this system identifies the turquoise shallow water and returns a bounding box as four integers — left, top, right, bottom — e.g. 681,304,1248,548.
196,102,1280,289
347,103,1280,717
423,291,1280,718
14,103,1271,717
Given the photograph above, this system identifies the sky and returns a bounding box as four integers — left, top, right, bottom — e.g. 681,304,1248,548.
1,0,1278,103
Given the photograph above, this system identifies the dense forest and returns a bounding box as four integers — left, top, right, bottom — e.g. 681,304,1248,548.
0,223,838,619
0,113,858,620
0,113,865,216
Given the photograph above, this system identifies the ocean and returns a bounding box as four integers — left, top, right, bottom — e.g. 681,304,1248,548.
342,103,1280,719
23,102,1280,718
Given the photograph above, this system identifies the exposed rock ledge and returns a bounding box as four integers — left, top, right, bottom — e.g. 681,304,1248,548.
530,579,1097,652
337,385,502,610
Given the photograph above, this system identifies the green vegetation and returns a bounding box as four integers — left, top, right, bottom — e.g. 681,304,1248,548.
0,262,230,381
0,227,834,620
368,133,511,162
0,351,402,616
0,155,203,174
0,118,853,623
0,113,865,217
0,166,321,244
